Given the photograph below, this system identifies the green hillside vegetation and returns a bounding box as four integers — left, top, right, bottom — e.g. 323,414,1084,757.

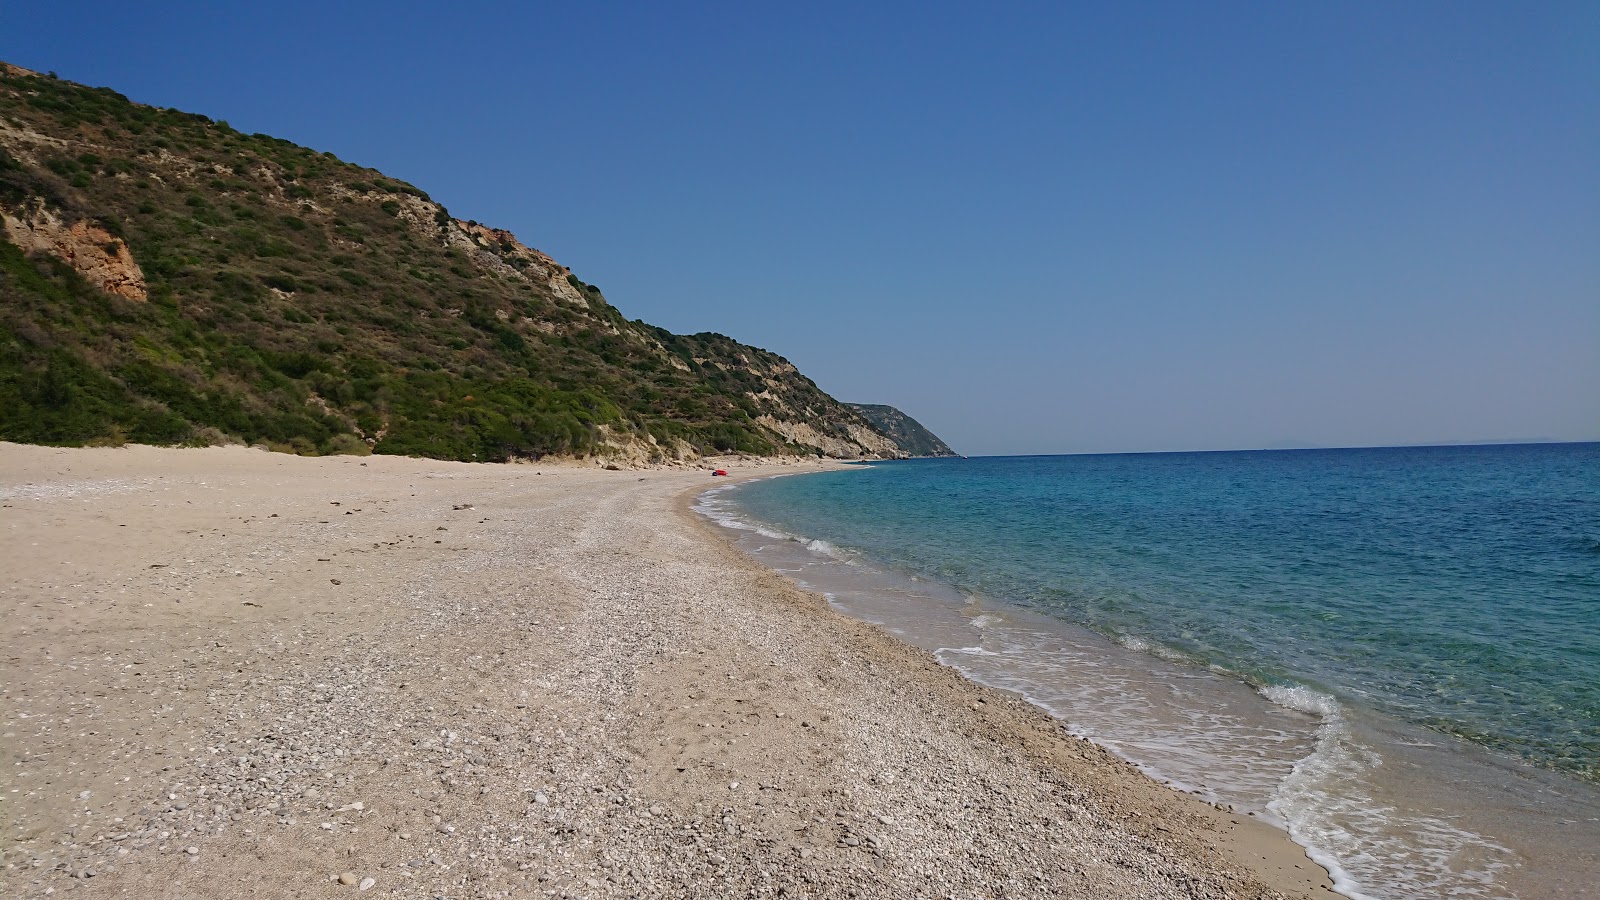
0,65,905,462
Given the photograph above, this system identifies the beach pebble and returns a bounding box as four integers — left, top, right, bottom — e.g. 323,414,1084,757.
2,451,1344,900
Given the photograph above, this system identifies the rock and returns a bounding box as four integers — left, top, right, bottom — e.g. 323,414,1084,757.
358,877,376,891
337,871,358,886
534,791,549,805
1,203,148,301
184,846,199,856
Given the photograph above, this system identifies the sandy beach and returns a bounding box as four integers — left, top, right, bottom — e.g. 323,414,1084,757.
1,443,1333,899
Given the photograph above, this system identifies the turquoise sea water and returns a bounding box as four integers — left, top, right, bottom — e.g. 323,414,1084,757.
700,443,1600,899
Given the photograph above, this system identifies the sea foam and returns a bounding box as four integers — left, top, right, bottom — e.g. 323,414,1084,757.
1261,684,1515,899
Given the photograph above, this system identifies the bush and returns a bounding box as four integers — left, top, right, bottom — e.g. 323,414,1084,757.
260,273,299,293
325,432,371,455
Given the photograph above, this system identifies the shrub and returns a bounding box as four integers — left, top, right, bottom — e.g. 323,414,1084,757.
325,432,370,455
260,273,298,293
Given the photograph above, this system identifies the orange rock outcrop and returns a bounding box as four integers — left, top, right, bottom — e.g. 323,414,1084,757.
3,203,148,301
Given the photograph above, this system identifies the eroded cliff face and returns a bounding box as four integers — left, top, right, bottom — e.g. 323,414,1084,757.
756,415,904,459
2,200,146,301
379,191,593,309
449,219,591,308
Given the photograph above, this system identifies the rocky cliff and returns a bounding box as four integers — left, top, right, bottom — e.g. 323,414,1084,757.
847,404,957,457
0,63,917,462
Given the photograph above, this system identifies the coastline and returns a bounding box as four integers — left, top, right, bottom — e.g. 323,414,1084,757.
2,443,1328,898
682,469,1335,897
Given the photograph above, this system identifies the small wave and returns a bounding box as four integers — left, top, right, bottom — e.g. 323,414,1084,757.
700,511,792,541
804,539,850,559
1260,683,1343,719
1114,632,1192,663
1262,684,1516,899
939,645,1002,658
692,491,798,542
971,614,1000,629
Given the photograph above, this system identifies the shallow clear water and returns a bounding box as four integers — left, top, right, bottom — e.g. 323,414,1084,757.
699,444,1600,899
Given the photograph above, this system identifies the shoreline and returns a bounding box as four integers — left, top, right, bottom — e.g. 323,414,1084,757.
684,468,1335,897
2,443,1328,898
702,455,1600,900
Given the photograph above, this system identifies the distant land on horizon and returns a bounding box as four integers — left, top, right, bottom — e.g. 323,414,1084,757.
960,438,1595,459
0,63,955,463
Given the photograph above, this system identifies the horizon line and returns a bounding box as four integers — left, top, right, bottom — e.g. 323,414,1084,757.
930,439,1599,460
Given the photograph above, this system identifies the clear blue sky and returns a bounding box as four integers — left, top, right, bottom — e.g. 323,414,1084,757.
7,2,1597,455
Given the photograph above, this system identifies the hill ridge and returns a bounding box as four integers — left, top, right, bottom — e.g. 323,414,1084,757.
847,403,957,457
0,64,937,463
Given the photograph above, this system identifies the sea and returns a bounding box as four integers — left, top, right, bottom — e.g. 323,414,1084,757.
694,443,1600,900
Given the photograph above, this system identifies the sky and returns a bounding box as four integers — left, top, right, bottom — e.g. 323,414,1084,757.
6,2,1597,455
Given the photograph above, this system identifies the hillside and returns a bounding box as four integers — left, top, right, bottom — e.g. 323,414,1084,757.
0,63,911,462
848,404,957,457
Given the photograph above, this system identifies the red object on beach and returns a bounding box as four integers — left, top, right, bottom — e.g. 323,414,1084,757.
712,469,729,477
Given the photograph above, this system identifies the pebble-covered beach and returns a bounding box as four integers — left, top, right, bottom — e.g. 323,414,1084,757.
1,444,1331,898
